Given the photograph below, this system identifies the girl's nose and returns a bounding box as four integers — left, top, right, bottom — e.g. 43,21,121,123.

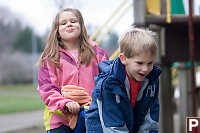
67,22,72,27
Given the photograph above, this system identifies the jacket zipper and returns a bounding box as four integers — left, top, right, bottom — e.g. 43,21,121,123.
62,50,80,85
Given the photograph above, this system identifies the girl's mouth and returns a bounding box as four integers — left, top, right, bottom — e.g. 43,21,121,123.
66,28,74,32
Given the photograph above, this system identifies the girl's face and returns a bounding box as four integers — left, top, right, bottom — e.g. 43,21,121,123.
58,11,81,42
120,51,154,81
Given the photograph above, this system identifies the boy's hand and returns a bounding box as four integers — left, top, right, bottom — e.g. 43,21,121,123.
65,101,80,114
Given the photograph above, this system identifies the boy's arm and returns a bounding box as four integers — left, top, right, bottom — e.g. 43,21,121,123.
99,81,130,133
86,78,130,133
137,80,160,133
97,98,129,133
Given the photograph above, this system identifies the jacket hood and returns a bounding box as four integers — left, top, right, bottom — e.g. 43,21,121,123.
97,58,127,98
98,58,126,81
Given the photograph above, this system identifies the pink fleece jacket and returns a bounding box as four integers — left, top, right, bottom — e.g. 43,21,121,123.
37,41,108,130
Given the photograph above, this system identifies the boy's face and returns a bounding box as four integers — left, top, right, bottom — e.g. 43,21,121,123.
120,52,154,81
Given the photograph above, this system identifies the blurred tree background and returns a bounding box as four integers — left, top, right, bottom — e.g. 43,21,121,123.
12,27,44,53
0,5,119,84
0,6,44,84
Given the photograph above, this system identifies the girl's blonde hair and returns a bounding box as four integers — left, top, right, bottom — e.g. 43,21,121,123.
38,8,96,68
119,28,157,58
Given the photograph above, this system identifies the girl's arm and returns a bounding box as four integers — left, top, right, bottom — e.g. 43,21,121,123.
37,59,72,113
94,45,109,63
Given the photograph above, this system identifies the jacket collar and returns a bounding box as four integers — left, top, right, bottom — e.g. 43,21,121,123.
110,57,162,83
99,57,162,96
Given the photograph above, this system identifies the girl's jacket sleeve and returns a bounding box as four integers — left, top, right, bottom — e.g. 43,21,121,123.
37,59,72,113
94,45,109,63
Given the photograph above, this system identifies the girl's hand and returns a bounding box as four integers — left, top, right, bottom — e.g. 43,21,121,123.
65,101,80,114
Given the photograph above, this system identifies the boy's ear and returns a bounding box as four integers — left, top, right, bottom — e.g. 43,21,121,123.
119,53,127,65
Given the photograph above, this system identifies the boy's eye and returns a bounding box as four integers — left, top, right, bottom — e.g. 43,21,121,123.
148,62,153,65
136,62,143,65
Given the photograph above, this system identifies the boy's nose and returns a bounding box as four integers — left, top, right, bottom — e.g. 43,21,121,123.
141,65,148,72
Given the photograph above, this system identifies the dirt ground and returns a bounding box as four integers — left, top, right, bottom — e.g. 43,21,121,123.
6,125,45,133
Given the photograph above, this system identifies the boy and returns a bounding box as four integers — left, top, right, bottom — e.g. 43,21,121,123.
85,28,162,133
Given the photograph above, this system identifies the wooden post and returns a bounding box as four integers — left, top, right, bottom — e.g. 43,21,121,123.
133,1,174,132
159,1,174,132
157,26,174,133
133,0,146,25
159,63,174,133
177,63,193,133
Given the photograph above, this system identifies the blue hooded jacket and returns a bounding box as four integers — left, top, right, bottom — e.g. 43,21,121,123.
85,57,162,133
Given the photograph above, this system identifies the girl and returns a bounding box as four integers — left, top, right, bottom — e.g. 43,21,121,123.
37,8,108,133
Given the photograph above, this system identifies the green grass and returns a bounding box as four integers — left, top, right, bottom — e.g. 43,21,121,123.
0,84,44,114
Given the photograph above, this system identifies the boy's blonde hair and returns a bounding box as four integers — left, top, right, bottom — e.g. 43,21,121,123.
119,28,157,58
